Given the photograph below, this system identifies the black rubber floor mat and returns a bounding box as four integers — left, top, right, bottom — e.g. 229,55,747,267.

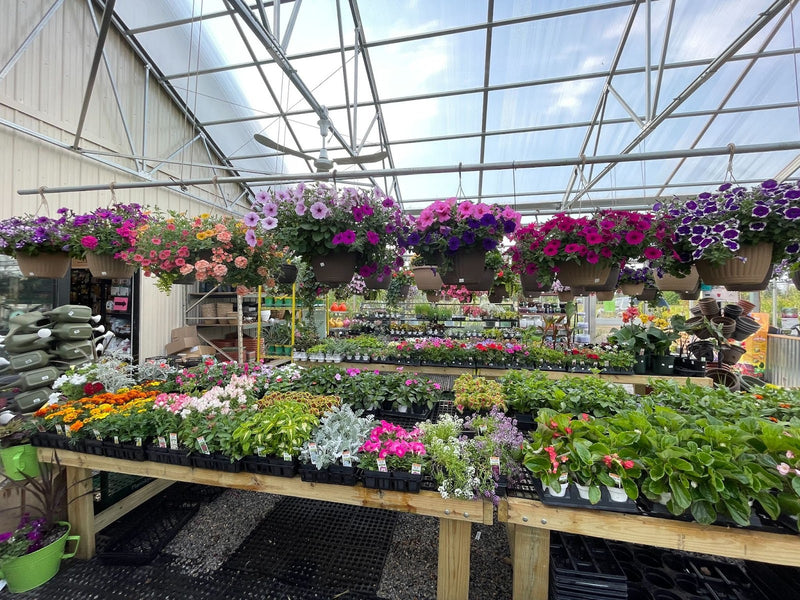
222,497,398,596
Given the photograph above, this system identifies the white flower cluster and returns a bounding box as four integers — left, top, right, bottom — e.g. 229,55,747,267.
52,372,87,390
180,374,255,417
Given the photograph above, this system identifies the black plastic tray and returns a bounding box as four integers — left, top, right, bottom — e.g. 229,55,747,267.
145,445,192,467
190,452,242,472
531,478,640,514
241,455,297,477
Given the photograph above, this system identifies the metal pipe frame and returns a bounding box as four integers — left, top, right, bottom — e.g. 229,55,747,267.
73,0,118,150
0,0,66,80
651,0,675,117
477,0,495,200
566,0,793,207
19,140,800,196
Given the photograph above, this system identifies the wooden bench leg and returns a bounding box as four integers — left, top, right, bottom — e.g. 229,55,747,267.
66,466,95,559
437,518,471,600
511,524,550,600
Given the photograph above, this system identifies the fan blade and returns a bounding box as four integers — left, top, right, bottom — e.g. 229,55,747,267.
253,134,314,161
333,150,388,165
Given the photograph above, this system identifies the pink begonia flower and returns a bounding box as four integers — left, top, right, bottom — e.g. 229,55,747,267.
788,450,795,459
777,462,791,475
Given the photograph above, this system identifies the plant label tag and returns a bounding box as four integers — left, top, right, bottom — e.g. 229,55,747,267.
55,424,64,436
377,458,387,472
93,429,102,440
169,433,179,450
114,435,119,445
308,442,319,462
411,463,422,475
256,446,265,457
610,473,622,486
37,423,46,432
490,456,500,467
64,427,71,439
342,450,352,467
158,436,167,449
135,437,143,447
198,436,210,455
282,452,292,462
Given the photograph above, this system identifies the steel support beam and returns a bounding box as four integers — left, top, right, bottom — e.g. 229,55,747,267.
0,0,65,80
477,0,495,200
73,0,117,150
651,0,676,116
147,135,202,176
567,0,792,207
776,153,800,182
607,84,644,128
281,0,302,51
335,0,354,150
19,140,800,197
645,0,652,122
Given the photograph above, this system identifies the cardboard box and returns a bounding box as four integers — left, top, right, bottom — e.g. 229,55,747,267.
170,326,198,341
165,336,202,355
180,345,217,358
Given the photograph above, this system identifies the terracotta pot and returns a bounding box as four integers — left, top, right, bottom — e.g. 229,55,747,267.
412,266,443,291
737,299,755,315
583,265,620,292
16,252,71,279
85,252,136,279
309,251,357,284
695,242,773,288
554,261,612,288
655,266,700,292
620,282,645,296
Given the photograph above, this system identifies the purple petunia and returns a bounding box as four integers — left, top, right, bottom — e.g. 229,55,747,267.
785,207,800,220
243,212,260,227
261,216,277,230
761,179,778,189
447,236,461,252
723,239,740,251
787,242,800,254
461,230,476,245
262,202,278,218
482,238,498,251
366,230,380,245
752,204,770,218
310,202,330,220
722,228,739,239
749,222,766,231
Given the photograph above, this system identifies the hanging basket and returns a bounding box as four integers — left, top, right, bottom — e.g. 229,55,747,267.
488,286,509,303
15,252,71,279
619,282,645,296
85,252,136,280
596,290,615,301
465,269,495,291
309,251,357,284
695,242,773,289
426,291,442,302
520,272,549,294
276,263,298,284
635,287,658,302
558,290,575,302
555,261,611,288
793,269,800,291
171,272,196,285
655,266,700,292
364,274,391,290
725,265,773,292
583,265,620,292
412,266,443,291
440,248,486,285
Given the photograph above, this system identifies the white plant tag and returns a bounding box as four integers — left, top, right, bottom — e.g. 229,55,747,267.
169,433,178,450
158,436,167,449
411,463,422,475
377,458,387,472
198,436,210,454
341,450,352,467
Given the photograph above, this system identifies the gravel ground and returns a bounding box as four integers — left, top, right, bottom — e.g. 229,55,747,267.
164,488,513,598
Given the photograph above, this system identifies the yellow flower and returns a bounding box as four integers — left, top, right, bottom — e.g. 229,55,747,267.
200,213,210,219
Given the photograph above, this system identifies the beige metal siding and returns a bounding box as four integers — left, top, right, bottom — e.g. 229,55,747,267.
1,0,246,361
766,335,800,388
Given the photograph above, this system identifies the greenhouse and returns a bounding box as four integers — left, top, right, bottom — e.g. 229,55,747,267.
1,1,800,598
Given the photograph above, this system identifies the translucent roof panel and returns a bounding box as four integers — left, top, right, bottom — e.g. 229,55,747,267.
107,0,800,214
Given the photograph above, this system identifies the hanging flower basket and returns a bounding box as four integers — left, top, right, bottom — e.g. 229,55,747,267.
465,268,495,291
619,282,645,296
488,286,509,303
554,261,611,289
635,286,658,302
85,252,136,280
596,290,615,301
519,273,551,294
412,266,443,291
655,265,700,292
309,251,357,284
364,273,391,290
724,265,773,292
425,291,442,302
558,290,575,302
15,252,71,279
276,263,298,284
695,242,773,289
440,248,486,285
583,265,620,292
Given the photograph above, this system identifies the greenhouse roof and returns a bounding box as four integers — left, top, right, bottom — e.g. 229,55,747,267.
107,0,800,216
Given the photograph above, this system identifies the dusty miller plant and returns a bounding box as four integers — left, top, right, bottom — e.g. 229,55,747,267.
136,359,176,382
299,404,375,469
92,352,136,393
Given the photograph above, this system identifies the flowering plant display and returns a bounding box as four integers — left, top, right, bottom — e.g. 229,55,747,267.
453,374,506,412
64,203,149,258
299,404,375,469
617,265,653,286
358,420,426,472
385,269,414,307
510,210,666,285
653,179,800,268
254,183,407,279
0,514,49,562
402,198,521,269
0,214,71,257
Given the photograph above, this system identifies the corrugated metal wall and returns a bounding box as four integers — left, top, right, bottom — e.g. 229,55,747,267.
766,335,800,388
0,0,246,360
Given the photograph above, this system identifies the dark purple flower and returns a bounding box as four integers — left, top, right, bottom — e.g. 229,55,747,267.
447,236,461,252
461,231,475,245
752,204,770,218
785,207,800,220
681,216,694,225
786,242,800,254
406,231,421,246
699,192,711,199
482,238,498,251
718,182,732,191
785,190,800,199
749,222,766,231
722,229,739,239
676,225,691,236
503,220,516,233
761,179,778,189
480,214,497,227
699,238,713,248
467,218,481,229
691,225,708,235
712,223,726,233
340,229,356,245
723,239,740,251
690,235,705,246
686,200,698,211
653,202,662,211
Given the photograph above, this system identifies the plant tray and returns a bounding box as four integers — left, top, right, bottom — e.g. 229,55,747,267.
549,532,627,597
30,431,74,450
103,441,147,461
298,464,360,486
241,455,296,477
531,478,640,514
145,446,192,467
82,438,105,456
391,471,422,493
362,469,392,490
512,412,535,432
191,452,242,473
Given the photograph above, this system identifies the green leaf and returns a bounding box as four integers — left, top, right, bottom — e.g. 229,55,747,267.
668,474,693,510
588,485,602,505
695,451,714,466
690,500,716,525
755,491,780,520
649,462,665,481
622,478,638,500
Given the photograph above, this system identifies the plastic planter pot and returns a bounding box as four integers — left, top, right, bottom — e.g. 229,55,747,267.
0,444,41,480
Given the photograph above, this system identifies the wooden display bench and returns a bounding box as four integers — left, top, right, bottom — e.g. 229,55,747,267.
296,360,474,378
499,496,800,600
37,448,492,600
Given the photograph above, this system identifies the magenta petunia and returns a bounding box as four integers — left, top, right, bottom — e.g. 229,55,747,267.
625,230,645,245
366,230,380,245
643,246,663,260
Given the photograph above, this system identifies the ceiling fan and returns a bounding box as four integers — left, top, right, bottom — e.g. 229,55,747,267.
254,109,387,172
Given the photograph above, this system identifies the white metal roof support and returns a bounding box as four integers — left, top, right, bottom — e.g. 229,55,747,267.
0,0,65,80
477,0,495,200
